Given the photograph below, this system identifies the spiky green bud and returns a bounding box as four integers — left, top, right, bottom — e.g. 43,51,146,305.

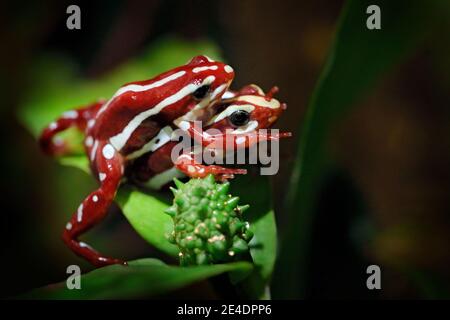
166,175,253,266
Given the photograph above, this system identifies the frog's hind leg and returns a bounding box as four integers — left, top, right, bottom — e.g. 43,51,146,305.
39,100,104,156
62,141,126,267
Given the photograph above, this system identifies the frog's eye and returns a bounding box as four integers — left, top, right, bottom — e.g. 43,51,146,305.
193,85,210,100
229,110,250,127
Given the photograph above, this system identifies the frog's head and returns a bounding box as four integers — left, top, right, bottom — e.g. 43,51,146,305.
170,55,235,124
205,84,288,134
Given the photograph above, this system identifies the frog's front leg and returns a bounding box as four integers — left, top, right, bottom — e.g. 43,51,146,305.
62,141,126,267
180,120,290,150
175,153,246,181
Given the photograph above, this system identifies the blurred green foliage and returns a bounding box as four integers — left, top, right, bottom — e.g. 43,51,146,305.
273,0,444,299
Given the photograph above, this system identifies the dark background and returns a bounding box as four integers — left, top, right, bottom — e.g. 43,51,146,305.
1,0,450,299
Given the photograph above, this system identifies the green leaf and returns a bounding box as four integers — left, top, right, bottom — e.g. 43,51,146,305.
22,258,252,299
116,186,179,257
59,155,90,173
231,174,277,299
273,0,441,299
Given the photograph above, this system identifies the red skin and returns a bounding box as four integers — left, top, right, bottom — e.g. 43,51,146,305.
39,58,290,267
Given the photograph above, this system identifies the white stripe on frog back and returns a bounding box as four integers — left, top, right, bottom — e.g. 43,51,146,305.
96,71,187,117
193,66,218,73
126,126,173,160
110,76,216,150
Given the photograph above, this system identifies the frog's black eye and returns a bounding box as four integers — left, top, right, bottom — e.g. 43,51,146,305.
193,85,210,99
229,110,250,127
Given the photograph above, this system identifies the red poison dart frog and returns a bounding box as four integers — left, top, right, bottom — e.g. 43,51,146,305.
130,83,291,184
39,56,290,266
170,84,291,178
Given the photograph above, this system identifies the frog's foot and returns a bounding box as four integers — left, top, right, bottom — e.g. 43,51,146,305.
62,140,126,267
62,236,128,267
175,154,246,181
39,101,103,156
39,118,75,156
184,121,291,150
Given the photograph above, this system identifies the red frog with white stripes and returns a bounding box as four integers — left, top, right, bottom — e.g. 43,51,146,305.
167,84,291,179
40,55,238,266
39,56,290,267
130,84,291,184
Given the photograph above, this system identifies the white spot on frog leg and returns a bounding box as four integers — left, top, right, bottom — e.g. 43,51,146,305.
79,242,93,249
188,165,196,173
224,65,234,73
99,172,106,181
90,140,99,161
62,110,78,119
102,144,115,159
87,119,95,128
85,136,93,147
92,195,99,202
49,122,57,130
66,222,72,230
77,204,84,222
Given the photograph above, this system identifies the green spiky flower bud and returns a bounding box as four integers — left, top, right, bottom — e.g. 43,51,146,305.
165,175,253,266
